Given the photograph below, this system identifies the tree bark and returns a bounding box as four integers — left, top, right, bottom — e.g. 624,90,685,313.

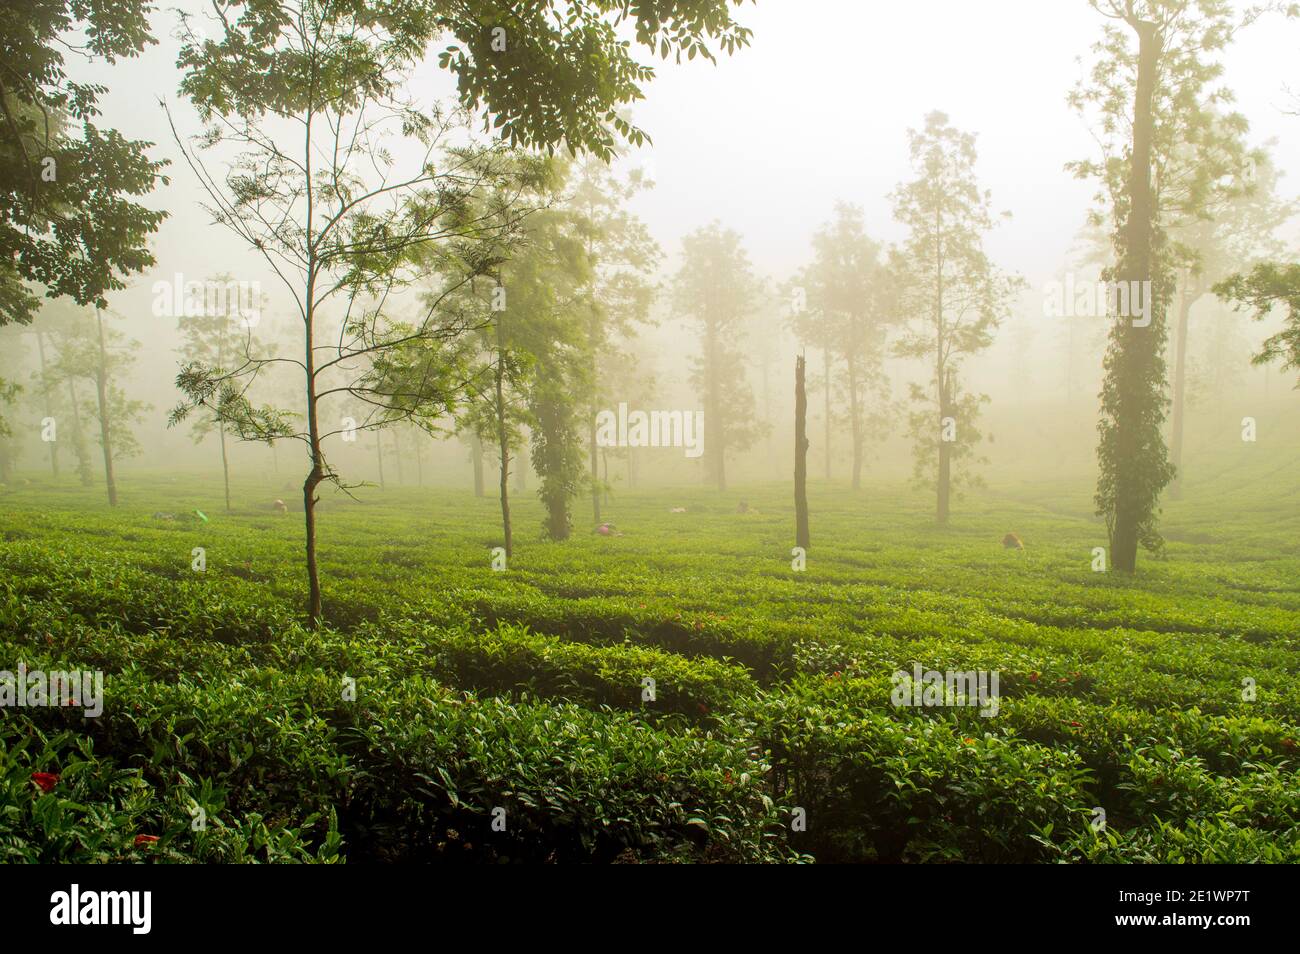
848,350,862,491
795,355,811,549
496,332,513,559
1110,17,1160,574
93,310,117,507
219,422,231,512
937,366,951,526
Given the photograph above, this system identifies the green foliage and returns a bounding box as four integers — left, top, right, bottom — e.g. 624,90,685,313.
673,222,768,489
889,112,1021,512
0,0,168,325
1,467,1297,863
1215,262,1300,380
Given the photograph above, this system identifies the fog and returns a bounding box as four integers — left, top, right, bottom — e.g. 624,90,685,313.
1,0,1296,497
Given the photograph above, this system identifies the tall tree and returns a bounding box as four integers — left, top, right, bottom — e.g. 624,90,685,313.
168,0,752,622
1070,0,1245,569
673,223,767,492
176,274,263,512
168,7,528,625
571,158,660,523
800,203,895,491
890,112,1020,525
48,306,147,505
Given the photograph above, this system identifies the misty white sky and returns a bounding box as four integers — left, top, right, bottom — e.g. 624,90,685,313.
72,0,1300,354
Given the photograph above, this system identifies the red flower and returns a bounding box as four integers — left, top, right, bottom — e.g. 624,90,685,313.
963,738,976,745
1063,720,1083,728
30,772,59,793
1281,738,1296,750
134,835,159,848
1029,672,1039,682
697,702,710,715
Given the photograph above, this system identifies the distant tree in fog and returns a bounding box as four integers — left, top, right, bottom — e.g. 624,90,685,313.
797,202,895,491
890,112,1021,525
673,223,768,492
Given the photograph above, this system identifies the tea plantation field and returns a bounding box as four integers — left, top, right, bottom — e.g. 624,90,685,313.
1,467,1298,863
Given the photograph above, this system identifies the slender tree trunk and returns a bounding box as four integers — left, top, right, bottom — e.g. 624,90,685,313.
707,320,725,491
762,353,773,477
471,433,485,497
496,335,513,558
219,422,231,512
303,260,324,626
93,310,117,507
937,365,951,526
848,351,862,491
1109,18,1160,574
34,332,58,478
590,416,601,522
795,355,810,549
602,449,609,504
823,347,832,481
1168,273,1195,500
216,328,231,511
375,430,386,489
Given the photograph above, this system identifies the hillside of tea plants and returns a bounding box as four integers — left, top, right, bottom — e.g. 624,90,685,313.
1,459,1298,863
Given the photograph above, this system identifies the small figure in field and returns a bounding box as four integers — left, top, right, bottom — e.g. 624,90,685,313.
736,500,760,514
1002,532,1024,550
274,499,287,514
670,507,687,514
594,522,623,537
152,512,176,521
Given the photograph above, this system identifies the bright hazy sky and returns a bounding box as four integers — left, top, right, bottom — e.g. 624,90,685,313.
76,0,1300,325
